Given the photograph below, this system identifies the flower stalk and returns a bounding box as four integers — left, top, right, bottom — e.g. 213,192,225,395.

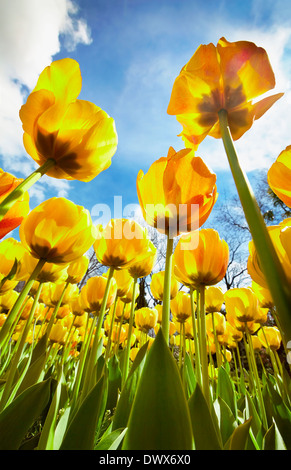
0,159,56,222
161,235,174,343
218,109,291,345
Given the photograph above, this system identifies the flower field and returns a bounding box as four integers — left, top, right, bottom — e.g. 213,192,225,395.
0,37,291,451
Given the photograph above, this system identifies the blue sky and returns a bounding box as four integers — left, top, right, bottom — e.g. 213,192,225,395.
1,0,291,235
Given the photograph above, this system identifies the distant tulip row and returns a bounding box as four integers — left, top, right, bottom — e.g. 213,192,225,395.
0,37,291,451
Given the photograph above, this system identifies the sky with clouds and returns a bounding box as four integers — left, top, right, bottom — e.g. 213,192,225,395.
1,0,291,231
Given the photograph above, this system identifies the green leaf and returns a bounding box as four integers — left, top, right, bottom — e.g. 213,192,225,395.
224,417,252,450
184,353,196,399
267,378,291,449
263,421,287,450
188,382,222,450
217,366,237,419
37,370,65,450
106,354,122,411
16,352,46,396
213,396,237,446
112,341,148,431
0,378,54,450
95,427,127,450
60,374,107,450
122,329,193,450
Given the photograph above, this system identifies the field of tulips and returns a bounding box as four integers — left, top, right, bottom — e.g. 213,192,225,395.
1,37,291,452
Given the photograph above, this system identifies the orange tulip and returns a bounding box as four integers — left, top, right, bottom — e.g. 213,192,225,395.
19,58,118,182
173,229,229,289
137,146,217,236
85,275,117,314
170,291,192,323
268,146,291,208
224,287,260,323
167,37,283,149
0,169,29,239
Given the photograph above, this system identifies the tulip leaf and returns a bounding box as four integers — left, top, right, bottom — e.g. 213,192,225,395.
0,378,54,450
95,427,127,450
188,382,223,450
266,379,291,449
217,366,238,419
16,352,47,397
60,374,107,450
224,417,252,450
37,370,65,450
263,421,287,450
122,329,193,450
213,396,237,446
112,341,148,431
184,352,196,399
106,354,122,411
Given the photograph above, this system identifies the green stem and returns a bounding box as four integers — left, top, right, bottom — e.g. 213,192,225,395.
161,235,174,344
218,109,291,346
190,287,202,387
245,327,268,430
45,281,69,339
0,258,46,350
122,276,138,388
0,159,56,222
105,295,118,362
199,285,210,407
81,266,115,398
0,281,43,411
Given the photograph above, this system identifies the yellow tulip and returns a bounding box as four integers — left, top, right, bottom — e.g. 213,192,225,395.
251,335,262,352
150,270,179,301
85,275,117,314
112,269,134,298
258,326,282,351
205,312,226,336
19,197,97,264
127,241,157,279
173,229,229,288
135,307,159,333
49,322,68,345
66,255,89,284
205,286,224,313
268,146,291,208
94,218,151,269
19,58,118,182
18,251,69,283
0,290,19,312
167,37,282,149
136,146,217,237
224,287,260,323
247,218,291,289
0,238,27,293
170,291,192,323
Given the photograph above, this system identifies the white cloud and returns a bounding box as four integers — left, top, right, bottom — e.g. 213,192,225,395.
0,0,92,191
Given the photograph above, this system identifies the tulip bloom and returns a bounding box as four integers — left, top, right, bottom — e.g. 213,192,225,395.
19,58,118,182
258,326,282,351
170,291,192,323
127,241,157,279
0,238,27,293
167,37,283,149
248,219,291,289
150,270,179,301
205,286,224,313
94,218,151,269
135,307,159,333
268,146,291,208
0,169,29,239
85,275,117,314
137,146,217,237
66,255,89,284
224,287,260,323
19,197,97,264
173,229,229,289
